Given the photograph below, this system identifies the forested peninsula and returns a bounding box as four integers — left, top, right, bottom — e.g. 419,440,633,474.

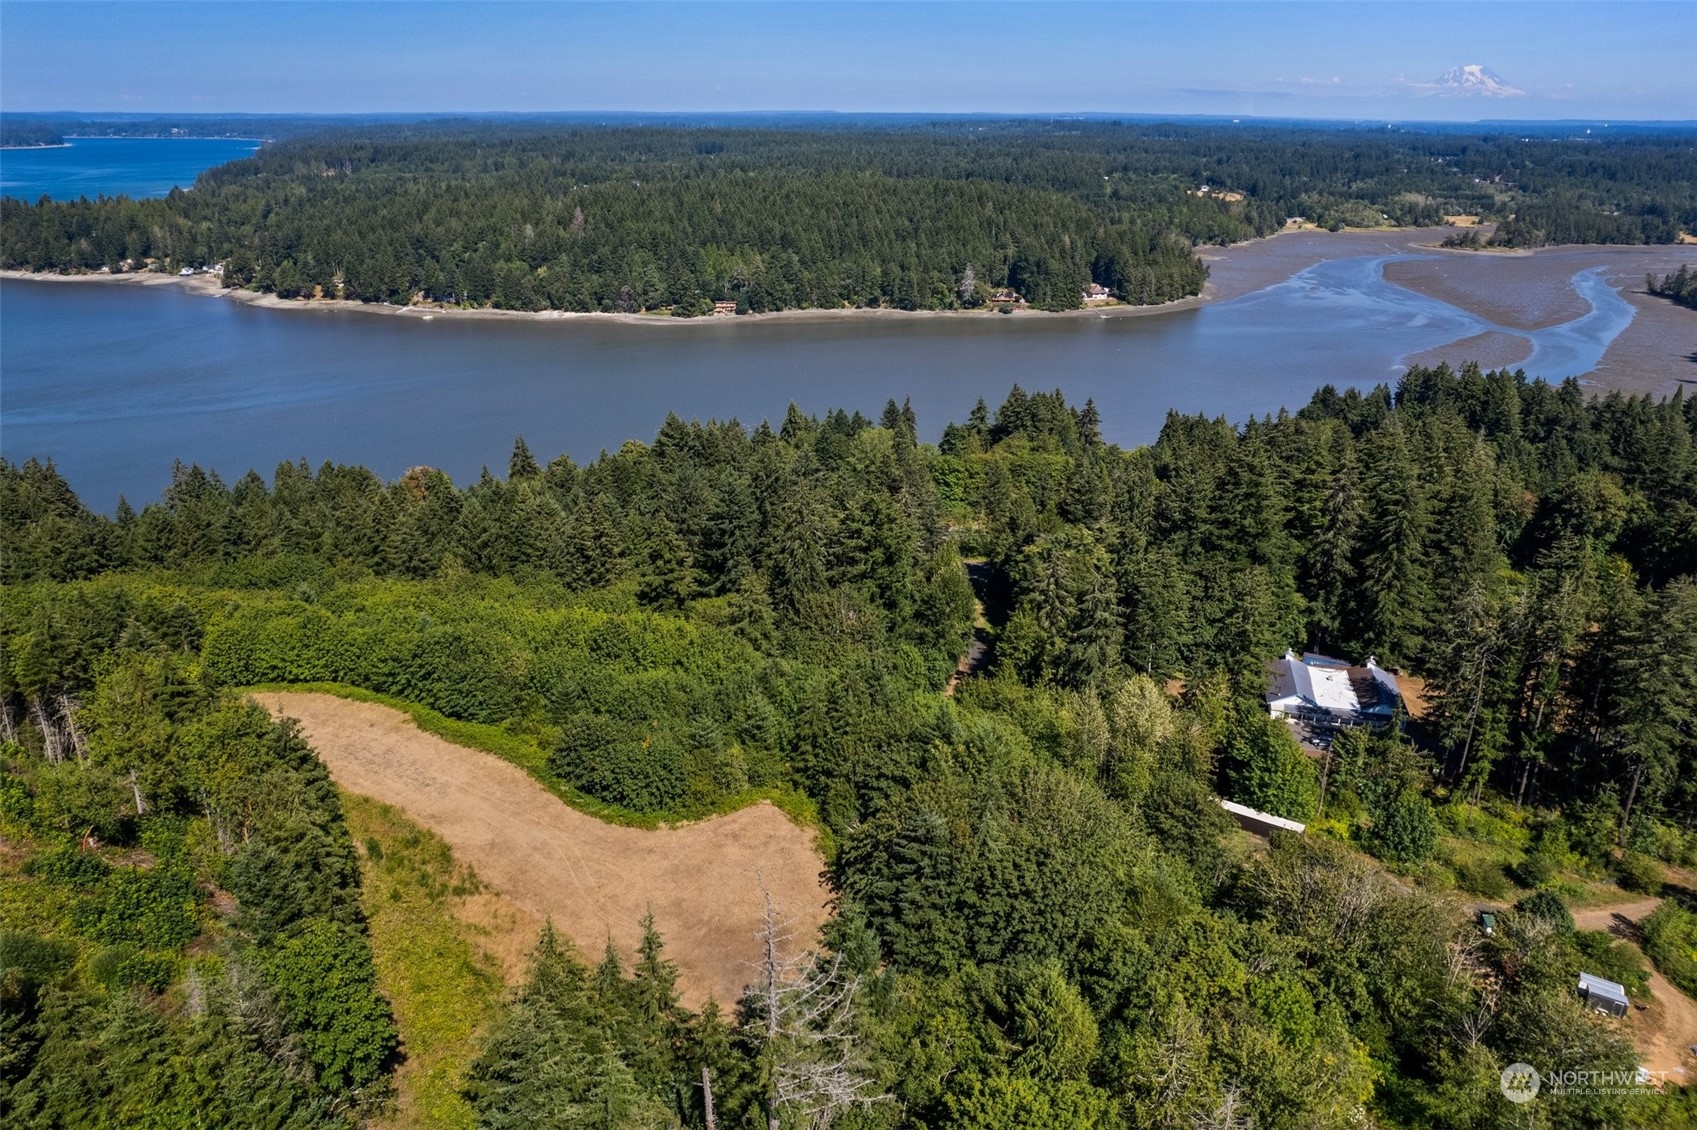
5,366,1697,1126
3,121,1692,314
0,124,64,149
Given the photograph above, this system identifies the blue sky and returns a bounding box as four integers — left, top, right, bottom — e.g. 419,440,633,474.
2,1,1692,121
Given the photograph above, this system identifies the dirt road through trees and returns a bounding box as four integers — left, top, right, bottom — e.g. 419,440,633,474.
1573,898,1697,1083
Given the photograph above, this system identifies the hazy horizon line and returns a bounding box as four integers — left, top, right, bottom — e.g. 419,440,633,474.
9,108,1697,128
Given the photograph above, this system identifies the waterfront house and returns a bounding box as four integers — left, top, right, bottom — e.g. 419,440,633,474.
1265,650,1401,731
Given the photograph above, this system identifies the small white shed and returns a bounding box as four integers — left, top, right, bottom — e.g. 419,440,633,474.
1577,972,1630,1018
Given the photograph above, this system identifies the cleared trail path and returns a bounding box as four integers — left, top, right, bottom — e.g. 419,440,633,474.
255,692,830,1008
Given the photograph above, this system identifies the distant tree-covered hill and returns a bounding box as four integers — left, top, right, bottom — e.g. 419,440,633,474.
0,122,64,148
3,121,1693,311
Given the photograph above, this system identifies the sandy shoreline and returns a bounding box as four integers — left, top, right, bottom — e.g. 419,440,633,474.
0,266,1207,326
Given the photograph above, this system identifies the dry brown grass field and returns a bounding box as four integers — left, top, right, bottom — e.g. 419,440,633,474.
255,692,831,1008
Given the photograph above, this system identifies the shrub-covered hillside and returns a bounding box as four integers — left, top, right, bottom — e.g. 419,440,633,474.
5,370,1697,1127
0,658,395,1125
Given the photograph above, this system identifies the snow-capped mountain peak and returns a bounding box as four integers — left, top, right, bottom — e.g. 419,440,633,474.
1427,64,1526,98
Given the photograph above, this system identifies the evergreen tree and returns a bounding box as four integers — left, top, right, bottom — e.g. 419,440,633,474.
1307,441,1361,651
508,435,542,482
1356,420,1430,666
1607,579,1697,840
636,513,696,611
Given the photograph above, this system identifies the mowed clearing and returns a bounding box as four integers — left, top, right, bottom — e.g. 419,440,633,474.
254,692,831,1008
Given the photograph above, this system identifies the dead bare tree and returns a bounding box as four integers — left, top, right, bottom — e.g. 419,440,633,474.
1192,1083,1255,1130
184,965,207,1019
199,788,236,853
1456,1005,1494,1052
1441,938,1485,995
0,696,17,745
127,767,148,816
1146,1006,1206,1123
745,888,885,1130
29,696,64,763
57,693,86,760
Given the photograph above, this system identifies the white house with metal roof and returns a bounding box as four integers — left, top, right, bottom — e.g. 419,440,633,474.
1266,650,1401,730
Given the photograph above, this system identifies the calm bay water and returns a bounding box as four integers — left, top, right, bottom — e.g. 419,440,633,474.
0,137,261,200
2,252,1637,510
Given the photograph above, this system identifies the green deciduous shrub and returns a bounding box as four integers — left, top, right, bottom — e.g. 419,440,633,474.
1643,902,1697,998
1511,852,1556,889
28,761,133,842
88,944,177,993
1437,801,1531,850
1613,851,1664,895
394,623,520,724
0,930,76,998
1367,790,1438,866
260,916,397,1091
71,864,201,949
193,577,812,819
551,713,688,813
0,769,34,821
1513,890,1575,934
25,843,112,888
1452,858,1511,900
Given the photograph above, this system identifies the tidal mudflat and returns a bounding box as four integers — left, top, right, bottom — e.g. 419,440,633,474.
1204,230,1694,396
1401,331,1533,372
1384,244,1697,396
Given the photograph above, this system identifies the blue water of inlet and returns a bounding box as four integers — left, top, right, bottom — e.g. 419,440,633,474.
1,137,261,201
0,250,1641,510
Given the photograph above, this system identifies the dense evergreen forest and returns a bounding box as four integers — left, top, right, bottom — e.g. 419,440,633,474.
5,364,1697,1126
4,121,1693,312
